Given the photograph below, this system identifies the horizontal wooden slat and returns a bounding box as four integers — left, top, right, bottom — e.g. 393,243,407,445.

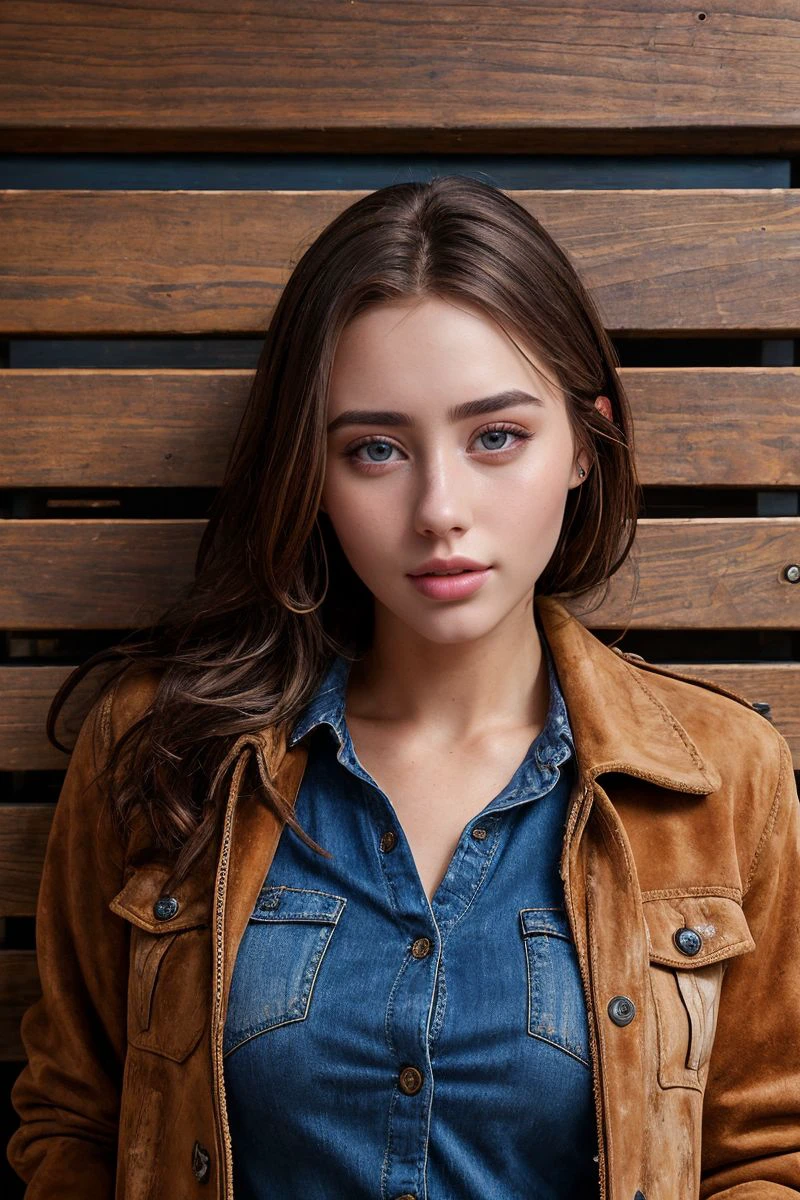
2,2,800,154
1,190,799,335
2,518,798,630
3,366,800,489
0,806,52,916
0,665,120,769
2,519,200,629
0,950,38,1061
3,661,798,773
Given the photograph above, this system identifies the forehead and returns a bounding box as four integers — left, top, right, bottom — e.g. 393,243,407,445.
329,296,564,414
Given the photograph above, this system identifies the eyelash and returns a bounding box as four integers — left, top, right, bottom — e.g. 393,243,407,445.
343,423,533,472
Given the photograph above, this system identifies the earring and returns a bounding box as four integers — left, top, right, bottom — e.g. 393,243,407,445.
578,465,586,479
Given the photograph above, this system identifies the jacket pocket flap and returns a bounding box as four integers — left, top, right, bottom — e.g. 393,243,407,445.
251,884,346,924
643,893,755,969
108,863,212,934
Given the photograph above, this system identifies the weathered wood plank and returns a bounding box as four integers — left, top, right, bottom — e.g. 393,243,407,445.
2,2,800,153
3,367,799,488
3,517,797,630
0,950,39,1062
1,190,798,335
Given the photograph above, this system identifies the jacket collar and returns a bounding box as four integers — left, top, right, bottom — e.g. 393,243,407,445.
256,595,721,797
533,595,721,794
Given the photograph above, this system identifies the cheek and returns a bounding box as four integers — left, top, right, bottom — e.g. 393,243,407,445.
485,459,572,530
323,483,396,569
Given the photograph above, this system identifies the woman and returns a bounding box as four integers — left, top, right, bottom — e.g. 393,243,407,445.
7,177,800,1199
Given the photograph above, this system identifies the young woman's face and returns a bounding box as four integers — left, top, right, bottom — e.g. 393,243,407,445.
321,295,588,646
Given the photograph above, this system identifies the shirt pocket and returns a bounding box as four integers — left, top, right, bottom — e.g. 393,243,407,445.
223,884,347,1058
108,863,213,1063
519,905,591,1068
644,893,755,1092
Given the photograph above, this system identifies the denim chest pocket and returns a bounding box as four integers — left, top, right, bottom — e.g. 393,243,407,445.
223,884,347,1058
519,906,591,1068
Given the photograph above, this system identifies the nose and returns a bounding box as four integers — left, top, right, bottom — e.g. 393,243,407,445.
411,449,472,539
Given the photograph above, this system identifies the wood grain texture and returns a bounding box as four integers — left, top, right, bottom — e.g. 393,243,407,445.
0,950,37,1061
2,518,798,629
0,665,120,769
4,366,800,488
1,2,800,153
1,190,799,335
0,807,53,917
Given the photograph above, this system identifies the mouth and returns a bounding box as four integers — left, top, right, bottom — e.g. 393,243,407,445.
406,566,493,600
411,568,481,577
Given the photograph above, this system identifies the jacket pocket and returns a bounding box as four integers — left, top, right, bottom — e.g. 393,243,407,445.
223,884,347,1058
519,905,591,1068
109,863,212,1063
643,893,755,1091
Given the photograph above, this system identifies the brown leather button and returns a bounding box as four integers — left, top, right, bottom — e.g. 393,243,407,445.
471,826,487,840
398,1066,423,1095
380,831,398,852
411,936,432,959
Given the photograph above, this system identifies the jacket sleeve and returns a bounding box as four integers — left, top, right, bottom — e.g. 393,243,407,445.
699,727,800,1197
6,682,130,1198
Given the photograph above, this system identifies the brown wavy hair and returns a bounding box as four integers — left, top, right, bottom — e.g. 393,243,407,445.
48,175,642,892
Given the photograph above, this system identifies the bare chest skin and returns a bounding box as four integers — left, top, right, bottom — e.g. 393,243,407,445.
346,717,544,906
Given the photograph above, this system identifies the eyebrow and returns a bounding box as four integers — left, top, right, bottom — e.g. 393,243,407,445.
326,388,545,434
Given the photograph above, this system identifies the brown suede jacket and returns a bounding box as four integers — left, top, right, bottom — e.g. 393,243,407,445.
6,595,800,1199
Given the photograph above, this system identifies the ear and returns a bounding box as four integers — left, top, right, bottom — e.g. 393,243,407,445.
595,393,612,421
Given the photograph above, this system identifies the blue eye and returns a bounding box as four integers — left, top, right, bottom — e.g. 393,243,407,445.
479,429,515,451
344,423,532,472
354,440,396,464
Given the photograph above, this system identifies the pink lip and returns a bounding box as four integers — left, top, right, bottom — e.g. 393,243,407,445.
409,555,488,575
407,567,492,601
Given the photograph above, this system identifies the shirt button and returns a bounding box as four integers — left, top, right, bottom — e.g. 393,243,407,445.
471,826,487,840
153,895,179,921
411,936,432,959
673,926,703,956
394,1194,417,1199
191,1140,210,1182
380,831,398,852
398,1066,423,1095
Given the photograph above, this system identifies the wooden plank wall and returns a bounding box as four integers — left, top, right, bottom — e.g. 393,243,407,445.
0,4,798,1191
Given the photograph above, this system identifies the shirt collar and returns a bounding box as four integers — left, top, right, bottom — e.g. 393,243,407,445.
287,631,575,773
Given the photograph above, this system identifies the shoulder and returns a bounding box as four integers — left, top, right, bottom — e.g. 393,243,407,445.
611,647,762,711
95,663,167,753
612,647,790,792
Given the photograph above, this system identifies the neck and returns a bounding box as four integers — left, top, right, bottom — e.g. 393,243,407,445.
345,592,549,745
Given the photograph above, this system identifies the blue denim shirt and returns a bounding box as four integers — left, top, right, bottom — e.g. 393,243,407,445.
223,632,600,1199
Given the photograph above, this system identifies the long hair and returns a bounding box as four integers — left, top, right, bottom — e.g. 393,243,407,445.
48,176,642,892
